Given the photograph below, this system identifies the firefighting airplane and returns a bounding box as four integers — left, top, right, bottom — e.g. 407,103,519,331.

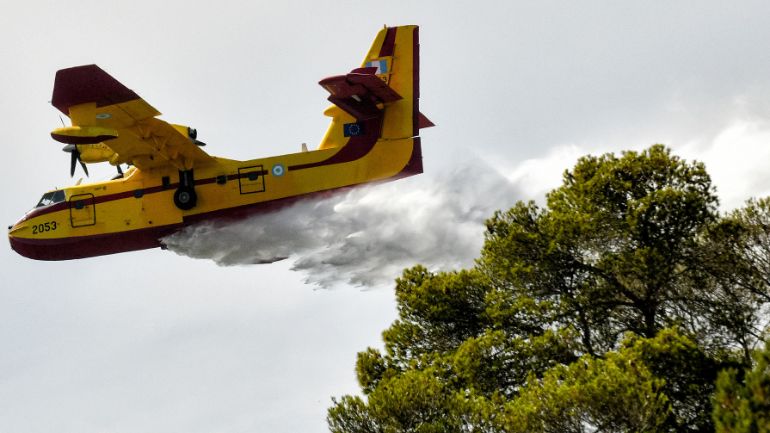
8,25,432,260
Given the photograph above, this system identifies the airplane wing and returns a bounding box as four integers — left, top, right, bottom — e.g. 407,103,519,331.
50,65,215,171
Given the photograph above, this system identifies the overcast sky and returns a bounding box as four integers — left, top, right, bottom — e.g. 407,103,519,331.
4,1,770,432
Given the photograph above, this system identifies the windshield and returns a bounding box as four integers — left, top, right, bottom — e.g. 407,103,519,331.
36,190,65,208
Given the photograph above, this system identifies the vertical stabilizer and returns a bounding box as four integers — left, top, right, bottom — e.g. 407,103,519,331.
318,25,429,150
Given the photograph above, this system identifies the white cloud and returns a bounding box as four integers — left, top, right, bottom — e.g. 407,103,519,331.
491,118,770,212
503,143,594,200
679,119,770,210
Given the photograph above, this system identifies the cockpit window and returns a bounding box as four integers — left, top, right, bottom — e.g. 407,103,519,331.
36,190,66,208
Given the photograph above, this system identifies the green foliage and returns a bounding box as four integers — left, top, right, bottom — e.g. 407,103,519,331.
328,145,770,433
713,342,770,433
451,328,576,398
328,396,382,433
382,267,491,364
330,368,462,433
699,198,770,362
500,332,673,433
481,145,720,354
357,348,388,395
624,328,727,431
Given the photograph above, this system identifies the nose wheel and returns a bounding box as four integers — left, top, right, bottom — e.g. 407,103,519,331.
174,169,197,210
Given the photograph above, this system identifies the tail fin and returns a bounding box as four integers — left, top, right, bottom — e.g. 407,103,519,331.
318,25,431,149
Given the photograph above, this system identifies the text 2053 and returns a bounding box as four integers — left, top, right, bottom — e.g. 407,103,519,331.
32,221,58,234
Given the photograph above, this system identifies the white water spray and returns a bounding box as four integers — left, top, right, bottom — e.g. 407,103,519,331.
162,162,520,287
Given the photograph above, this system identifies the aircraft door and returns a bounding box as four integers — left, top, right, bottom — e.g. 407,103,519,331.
238,165,266,194
69,193,96,227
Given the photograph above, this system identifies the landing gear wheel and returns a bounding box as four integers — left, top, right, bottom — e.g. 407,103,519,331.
174,187,197,210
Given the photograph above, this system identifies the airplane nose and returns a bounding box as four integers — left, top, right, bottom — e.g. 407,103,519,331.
8,227,36,260
8,222,21,234
8,222,32,258
8,231,20,251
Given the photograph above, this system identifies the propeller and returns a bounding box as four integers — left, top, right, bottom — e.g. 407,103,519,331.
62,144,89,177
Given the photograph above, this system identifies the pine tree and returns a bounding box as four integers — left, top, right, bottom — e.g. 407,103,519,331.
329,145,770,433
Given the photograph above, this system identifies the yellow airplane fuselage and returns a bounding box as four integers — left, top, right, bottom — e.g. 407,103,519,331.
9,135,421,260
8,25,428,261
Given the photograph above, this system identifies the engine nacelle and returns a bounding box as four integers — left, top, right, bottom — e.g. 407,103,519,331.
77,143,116,163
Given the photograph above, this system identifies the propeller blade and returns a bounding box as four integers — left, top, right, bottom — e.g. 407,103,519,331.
79,155,89,177
70,151,77,177
64,144,89,177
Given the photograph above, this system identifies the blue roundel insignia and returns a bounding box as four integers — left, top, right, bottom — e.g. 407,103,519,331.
271,164,285,177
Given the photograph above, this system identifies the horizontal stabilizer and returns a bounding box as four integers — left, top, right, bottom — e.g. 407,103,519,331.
319,69,402,121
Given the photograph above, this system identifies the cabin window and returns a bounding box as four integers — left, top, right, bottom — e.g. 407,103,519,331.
36,190,66,208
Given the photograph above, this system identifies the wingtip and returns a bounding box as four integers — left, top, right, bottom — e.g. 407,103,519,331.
51,65,140,115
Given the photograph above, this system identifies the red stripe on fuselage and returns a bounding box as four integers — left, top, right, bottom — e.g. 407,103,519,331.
288,117,381,171
18,171,269,222
9,223,180,261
